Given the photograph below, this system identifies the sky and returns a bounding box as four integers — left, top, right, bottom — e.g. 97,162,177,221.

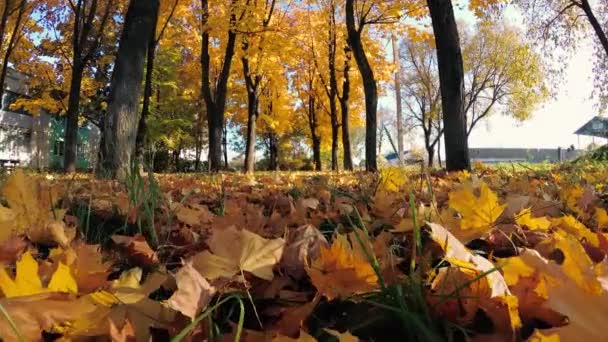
381,3,605,155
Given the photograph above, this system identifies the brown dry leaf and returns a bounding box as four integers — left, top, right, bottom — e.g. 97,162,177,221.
0,293,99,341
0,236,27,264
191,226,285,281
174,203,214,226
272,295,320,337
109,318,136,342
272,330,317,342
306,234,378,300
111,234,159,267
167,260,216,319
281,225,328,279
1,170,67,245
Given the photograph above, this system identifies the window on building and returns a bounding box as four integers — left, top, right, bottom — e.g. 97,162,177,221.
52,139,64,157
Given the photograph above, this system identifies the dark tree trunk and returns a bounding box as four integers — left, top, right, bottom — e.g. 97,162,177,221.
0,0,24,102
64,0,113,173
135,3,160,170
194,108,204,171
243,90,258,172
327,1,339,171
268,133,279,171
0,0,14,101
65,61,84,173
581,0,608,55
307,88,322,171
427,145,435,167
242,48,259,174
201,0,238,172
427,0,470,171
340,45,353,170
0,1,11,65
345,0,377,172
223,124,228,169
101,0,160,180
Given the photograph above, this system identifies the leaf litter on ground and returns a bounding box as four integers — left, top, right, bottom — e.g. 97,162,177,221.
0,165,607,340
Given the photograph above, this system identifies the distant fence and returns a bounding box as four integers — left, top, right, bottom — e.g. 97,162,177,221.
469,148,583,163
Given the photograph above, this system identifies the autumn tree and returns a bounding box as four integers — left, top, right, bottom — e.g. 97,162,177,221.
427,0,470,171
238,0,282,173
462,21,548,136
102,0,160,179
51,0,116,173
345,0,401,171
134,0,180,169
0,0,33,99
516,0,608,105
200,0,244,172
400,39,442,166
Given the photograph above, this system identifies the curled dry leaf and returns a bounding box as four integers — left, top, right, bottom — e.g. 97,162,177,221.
281,224,328,279
191,226,285,281
167,260,216,319
111,234,159,268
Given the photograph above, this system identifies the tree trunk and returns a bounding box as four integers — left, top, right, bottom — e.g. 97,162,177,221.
243,90,258,173
328,1,339,171
101,0,160,180
194,108,204,171
242,49,259,174
135,2,160,170
201,0,238,172
427,0,470,171
64,61,85,173
0,0,13,101
268,133,279,171
340,46,353,170
223,124,228,169
392,34,404,166
427,146,435,167
308,90,322,171
345,0,377,172
581,0,608,56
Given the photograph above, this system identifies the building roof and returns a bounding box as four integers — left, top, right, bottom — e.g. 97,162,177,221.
574,116,608,138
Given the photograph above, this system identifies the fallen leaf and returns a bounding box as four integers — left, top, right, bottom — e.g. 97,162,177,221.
281,225,328,279
448,183,505,232
109,318,136,342
167,260,216,319
191,226,285,281
0,251,78,298
306,234,378,300
111,234,159,267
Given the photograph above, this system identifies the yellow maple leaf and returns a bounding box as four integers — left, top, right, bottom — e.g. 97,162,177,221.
448,183,505,231
595,208,608,229
553,231,602,295
191,226,285,281
306,234,378,300
515,208,551,231
552,215,599,247
0,251,78,297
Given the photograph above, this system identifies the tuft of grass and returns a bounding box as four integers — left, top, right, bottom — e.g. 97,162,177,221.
172,294,245,342
124,159,161,248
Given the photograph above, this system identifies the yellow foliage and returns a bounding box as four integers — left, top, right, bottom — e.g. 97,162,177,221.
307,234,378,300
448,183,505,231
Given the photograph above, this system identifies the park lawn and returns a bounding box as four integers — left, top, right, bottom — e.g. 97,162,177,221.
0,163,606,341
